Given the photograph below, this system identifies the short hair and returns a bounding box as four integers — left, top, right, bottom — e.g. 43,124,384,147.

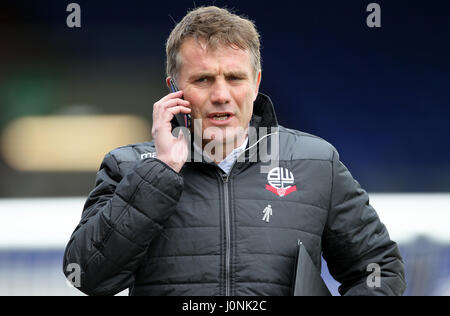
166,6,261,82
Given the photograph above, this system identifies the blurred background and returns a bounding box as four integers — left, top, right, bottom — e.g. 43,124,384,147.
0,0,449,295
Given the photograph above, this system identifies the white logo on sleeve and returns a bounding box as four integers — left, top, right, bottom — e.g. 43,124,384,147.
262,204,273,223
141,152,157,160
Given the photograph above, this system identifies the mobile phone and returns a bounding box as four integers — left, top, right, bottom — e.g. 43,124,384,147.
168,79,191,130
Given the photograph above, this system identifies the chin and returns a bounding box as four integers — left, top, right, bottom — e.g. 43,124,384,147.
201,123,247,142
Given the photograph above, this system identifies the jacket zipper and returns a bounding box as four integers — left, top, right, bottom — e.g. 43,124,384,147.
215,131,273,295
218,143,252,296
221,172,231,296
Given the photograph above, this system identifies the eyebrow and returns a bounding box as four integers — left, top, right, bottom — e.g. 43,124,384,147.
225,71,248,78
188,72,214,81
188,71,249,81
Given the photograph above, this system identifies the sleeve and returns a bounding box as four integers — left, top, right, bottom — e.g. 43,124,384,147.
62,152,184,296
322,149,407,296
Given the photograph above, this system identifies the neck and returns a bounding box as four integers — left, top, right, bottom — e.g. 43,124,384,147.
202,133,248,164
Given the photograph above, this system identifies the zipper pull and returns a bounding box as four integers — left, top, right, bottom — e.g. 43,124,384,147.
221,172,229,183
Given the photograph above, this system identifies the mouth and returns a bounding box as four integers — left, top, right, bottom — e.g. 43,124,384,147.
207,112,234,124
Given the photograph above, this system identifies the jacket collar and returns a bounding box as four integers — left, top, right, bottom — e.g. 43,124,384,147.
250,93,278,129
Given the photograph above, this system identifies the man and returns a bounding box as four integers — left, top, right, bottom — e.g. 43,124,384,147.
63,6,406,296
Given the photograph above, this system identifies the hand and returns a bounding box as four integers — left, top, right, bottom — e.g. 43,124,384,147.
151,90,191,173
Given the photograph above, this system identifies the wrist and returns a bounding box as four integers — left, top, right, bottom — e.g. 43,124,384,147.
157,155,183,173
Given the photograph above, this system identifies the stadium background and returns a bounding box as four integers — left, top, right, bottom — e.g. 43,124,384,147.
0,0,449,295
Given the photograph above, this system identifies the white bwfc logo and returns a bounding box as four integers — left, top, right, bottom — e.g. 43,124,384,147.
265,167,297,197
262,204,273,223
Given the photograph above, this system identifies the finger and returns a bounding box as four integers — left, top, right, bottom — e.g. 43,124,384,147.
154,99,190,119
160,98,191,110
166,106,192,116
162,106,192,122
158,90,184,103
154,101,190,124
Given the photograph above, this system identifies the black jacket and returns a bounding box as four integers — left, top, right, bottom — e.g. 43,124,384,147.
63,93,406,296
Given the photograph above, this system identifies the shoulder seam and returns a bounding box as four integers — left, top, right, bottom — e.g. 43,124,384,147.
279,127,327,141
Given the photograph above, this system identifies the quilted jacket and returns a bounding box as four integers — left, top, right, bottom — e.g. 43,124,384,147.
63,93,406,296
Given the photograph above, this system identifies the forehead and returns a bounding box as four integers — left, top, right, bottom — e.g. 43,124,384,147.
178,37,253,75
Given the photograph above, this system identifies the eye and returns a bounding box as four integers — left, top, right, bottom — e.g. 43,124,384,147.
228,75,245,81
195,77,209,83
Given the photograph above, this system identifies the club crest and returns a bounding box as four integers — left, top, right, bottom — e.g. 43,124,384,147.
265,167,297,197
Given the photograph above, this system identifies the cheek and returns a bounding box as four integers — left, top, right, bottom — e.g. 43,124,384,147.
235,87,255,116
184,89,206,117
242,105,254,124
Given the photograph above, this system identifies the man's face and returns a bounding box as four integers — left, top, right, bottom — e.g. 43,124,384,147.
176,37,261,148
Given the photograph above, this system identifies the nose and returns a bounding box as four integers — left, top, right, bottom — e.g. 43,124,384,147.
210,78,231,105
